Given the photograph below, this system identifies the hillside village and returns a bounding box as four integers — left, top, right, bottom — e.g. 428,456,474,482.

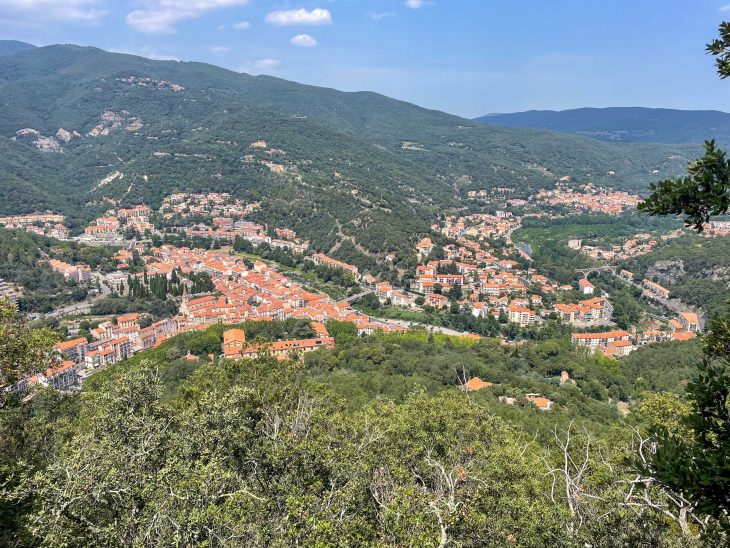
0,178,720,396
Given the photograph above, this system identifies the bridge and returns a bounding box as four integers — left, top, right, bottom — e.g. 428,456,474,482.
576,265,619,278
341,288,374,303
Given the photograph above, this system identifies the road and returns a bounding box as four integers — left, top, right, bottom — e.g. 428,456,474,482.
46,272,113,319
342,288,374,303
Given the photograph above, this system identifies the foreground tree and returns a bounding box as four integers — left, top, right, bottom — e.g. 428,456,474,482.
639,23,730,230
635,24,730,536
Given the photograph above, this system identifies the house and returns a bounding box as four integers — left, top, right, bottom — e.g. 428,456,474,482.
678,311,699,333
642,280,670,300
526,393,553,411
464,377,494,391
222,328,246,356
416,237,434,260
578,278,594,295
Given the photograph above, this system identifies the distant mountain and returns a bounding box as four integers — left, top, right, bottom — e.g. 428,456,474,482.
0,40,36,57
0,45,698,271
475,107,730,145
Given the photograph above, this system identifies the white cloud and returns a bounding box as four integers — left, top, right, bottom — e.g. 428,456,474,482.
233,20,251,29
0,0,107,21
210,45,230,53
265,8,332,26
290,33,317,47
368,11,395,20
405,0,425,8
254,58,279,68
126,0,250,34
240,58,280,74
721,4,730,11
147,52,180,61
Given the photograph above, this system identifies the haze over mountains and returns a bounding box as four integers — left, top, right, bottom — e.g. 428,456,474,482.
0,41,699,271
475,107,730,146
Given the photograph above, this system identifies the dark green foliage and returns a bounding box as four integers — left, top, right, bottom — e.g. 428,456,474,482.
0,229,89,312
706,21,730,79
644,314,730,530
639,140,730,231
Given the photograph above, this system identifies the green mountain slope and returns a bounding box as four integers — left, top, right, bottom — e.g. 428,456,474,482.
0,45,699,270
475,107,730,146
0,40,35,57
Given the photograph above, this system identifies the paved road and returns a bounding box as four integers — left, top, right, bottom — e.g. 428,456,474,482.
342,288,374,303
46,273,114,319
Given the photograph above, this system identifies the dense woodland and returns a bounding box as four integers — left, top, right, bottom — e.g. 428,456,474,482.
1,307,727,546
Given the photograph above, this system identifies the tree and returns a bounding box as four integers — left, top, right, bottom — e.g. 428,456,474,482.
635,24,730,533
0,299,58,405
638,140,730,231
638,24,730,230
641,314,730,532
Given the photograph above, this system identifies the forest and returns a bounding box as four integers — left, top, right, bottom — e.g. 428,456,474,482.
2,303,727,546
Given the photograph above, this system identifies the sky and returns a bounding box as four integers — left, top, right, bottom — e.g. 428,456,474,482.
1,0,730,118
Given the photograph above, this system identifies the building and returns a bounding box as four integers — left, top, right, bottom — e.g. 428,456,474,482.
571,330,631,351
526,393,553,411
222,324,335,361
643,280,670,300
310,253,359,278
464,377,494,391
508,304,536,326
54,337,90,364
0,279,19,307
677,311,700,333
578,278,595,295
43,361,78,391
222,328,246,357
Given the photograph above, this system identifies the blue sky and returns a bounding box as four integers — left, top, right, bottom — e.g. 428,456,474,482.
1,0,730,117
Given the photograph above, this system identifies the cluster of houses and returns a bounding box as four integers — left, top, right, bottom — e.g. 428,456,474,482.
701,220,730,237
160,192,259,220
0,212,69,240
570,309,700,358
573,230,684,262
221,322,335,361
41,243,407,389
407,215,608,327
536,184,641,215
81,204,153,241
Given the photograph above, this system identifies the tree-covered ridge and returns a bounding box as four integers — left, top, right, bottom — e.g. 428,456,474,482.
1,312,718,546
0,45,698,270
476,107,730,146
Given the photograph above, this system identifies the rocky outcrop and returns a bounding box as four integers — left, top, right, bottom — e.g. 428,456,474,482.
646,259,685,284
12,128,63,152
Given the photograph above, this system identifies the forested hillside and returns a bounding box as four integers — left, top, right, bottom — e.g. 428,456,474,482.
1,314,717,546
476,107,730,146
0,44,698,269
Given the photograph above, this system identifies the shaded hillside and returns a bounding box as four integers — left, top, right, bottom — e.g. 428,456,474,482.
0,40,35,57
475,107,730,146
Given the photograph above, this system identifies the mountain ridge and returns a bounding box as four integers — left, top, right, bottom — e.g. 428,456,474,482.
474,106,730,145
0,40,36,57
0,44,699,272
